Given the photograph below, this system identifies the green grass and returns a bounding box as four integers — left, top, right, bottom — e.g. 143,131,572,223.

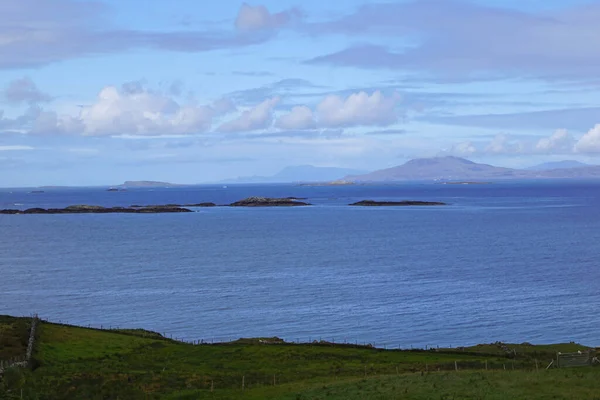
440,342,592,360
0,315,31,360
1,317,598,399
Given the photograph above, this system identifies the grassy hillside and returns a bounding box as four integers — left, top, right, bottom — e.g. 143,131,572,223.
0,316,598,399
0,315,31,360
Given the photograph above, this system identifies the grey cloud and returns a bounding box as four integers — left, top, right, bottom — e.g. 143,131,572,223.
168,80,184,96
3,77,52,104
306,0,600,81
235,129,344,140
229,78,322,105
121,80,147,95
364,129,408,136
235,3,302,32
0,106,40,131
422,107,600,132
0,1,293,69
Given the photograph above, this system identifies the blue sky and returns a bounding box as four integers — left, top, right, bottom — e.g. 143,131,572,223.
2,0,600,186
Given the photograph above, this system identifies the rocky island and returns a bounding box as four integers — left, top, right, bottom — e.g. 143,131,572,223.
350,200,447,206
229,197,311,207
0,205,193,214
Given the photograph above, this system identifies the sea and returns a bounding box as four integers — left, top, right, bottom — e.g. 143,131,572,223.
1,181,599,348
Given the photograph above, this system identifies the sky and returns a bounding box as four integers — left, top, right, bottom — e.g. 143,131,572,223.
2,0,600,186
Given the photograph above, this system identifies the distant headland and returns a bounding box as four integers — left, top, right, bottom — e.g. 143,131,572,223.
117,181,188,188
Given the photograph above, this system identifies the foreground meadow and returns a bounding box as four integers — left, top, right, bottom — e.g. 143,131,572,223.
0,316,597,399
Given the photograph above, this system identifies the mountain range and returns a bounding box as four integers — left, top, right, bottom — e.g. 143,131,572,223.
221,165,367,183
110,159,600,187
344,157,600,182
525,160,590,171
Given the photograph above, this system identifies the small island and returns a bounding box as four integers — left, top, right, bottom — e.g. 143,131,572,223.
229,197,311,207
439,181,492,185
130,203,217,208
0,205,193,215
350,200,447,206
299,180,356,187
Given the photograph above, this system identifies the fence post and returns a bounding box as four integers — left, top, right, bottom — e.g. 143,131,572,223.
485,360,488,370
242,375,245,391
455,361,458,371
535,359,539,371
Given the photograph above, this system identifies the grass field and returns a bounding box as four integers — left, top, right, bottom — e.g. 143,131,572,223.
0,316,31,360
0,316,598,399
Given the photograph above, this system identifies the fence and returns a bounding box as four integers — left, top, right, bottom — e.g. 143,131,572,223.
557,351,598,368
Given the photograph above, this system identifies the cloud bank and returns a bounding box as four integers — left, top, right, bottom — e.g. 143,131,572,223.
447,127,600,156
0,0,297,69
2,78,403,138
307,0,600,82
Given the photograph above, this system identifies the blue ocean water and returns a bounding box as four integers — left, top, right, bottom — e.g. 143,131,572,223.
1,181,599,348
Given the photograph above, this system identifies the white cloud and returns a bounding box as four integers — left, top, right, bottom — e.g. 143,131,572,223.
30,85,232,136
484,133,523,154
447,141,477,156
235,3,299,32
0,145,34,151
217,97,280,133
316,91,400,128
275,106,315,130
535,129,575,153
575,124,600,153
445,129,585,157
6,82,403,137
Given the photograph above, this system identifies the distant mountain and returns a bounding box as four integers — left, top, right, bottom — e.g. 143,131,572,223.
526,160,590,171
346,156,600,182
117,181,187,188
222,165,367,183
345,157,525,181
530,165,600,179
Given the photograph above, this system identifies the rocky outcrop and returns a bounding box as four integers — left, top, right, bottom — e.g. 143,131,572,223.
0,205,193,214
350,200,447,206
229,197,311,207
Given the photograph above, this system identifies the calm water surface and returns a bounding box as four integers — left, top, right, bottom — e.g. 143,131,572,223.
1,182,598,347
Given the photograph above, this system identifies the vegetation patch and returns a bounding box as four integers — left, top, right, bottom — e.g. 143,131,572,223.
0,317,598,399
